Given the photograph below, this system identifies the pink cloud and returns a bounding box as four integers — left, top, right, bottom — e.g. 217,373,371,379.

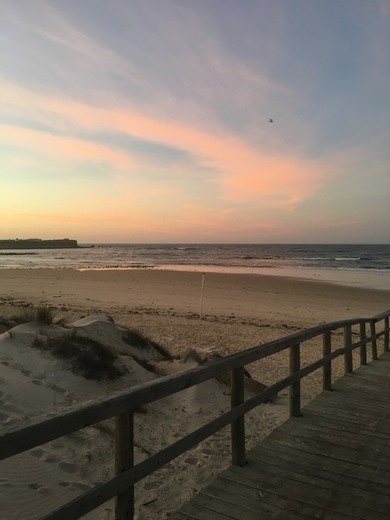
1,83,328,208
0,124,136,171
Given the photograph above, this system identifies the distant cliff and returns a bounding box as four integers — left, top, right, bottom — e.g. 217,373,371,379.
0,239,79,249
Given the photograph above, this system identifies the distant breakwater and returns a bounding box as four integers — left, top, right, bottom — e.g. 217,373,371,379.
0,239,79,249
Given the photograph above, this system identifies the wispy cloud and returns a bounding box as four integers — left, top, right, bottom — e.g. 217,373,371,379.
1,82,328,208
1,124,136,171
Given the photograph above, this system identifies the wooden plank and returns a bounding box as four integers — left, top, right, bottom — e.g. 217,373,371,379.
175,499,239,520
384,316,389,351
260,433,390,472
331,379,390,396
322,331,332,390
371,321,378,359
221,465,389,520
296,409,390,437
207,473,350,519
269,421,390,455
334,378,390,394
244,453,390,507
289,343,301,417
218,467,368,519
336,367,390,381
169,512,200,520
115,412,134,520
252,443,390,488
283,405,388,434
360,322,368,365
305,388,390,411
220,470,347,520
306,393,390,419
231,367,245,466
286,412,390,444
179,490,269,520
247,448,390,496
344,324,353,373
202,481,314,519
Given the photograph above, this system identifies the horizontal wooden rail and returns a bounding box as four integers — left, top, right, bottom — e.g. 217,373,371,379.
1,310,390,520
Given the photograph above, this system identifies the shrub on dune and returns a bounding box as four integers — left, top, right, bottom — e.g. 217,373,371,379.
32,332,126,380
12,305,56,325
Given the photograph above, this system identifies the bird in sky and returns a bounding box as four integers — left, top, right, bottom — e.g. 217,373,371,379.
268,119,274,123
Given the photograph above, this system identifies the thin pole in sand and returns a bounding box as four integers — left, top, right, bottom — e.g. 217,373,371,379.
199,272,205,321
196,273,205,349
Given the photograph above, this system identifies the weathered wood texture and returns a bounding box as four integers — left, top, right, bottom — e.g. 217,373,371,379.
171,352,390,520
115,413,134,520
231,367,245,467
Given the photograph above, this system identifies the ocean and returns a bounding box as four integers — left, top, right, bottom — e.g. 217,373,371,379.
1,243,390,271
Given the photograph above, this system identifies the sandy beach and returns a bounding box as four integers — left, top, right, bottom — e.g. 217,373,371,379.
1,267,389,519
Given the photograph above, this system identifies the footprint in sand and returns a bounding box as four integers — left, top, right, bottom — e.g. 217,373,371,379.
59,461,77,474
29,448,58,466
74,482,90,492
46,383,66,395
59,481,90,491
30,448,45,459
28,482,43,490
38,486,53,495
28,483,52,495
10,361,25,371
31,371,46,380
184,457,197,465
143,481,162,490
58,480,71,487
200,448,215,455
1,402,21,414
44,455,57,463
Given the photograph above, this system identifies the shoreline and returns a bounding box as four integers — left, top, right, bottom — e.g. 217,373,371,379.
1,267,389,332
2,263,390,291
158,264,390,291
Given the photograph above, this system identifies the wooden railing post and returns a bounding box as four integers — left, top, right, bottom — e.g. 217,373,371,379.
384,317,389,352
231,367,246,466
289,343,302,417
370,321,378,360
115,412,134,520
360,323,367,365
344,325,353,374
322,331,332,391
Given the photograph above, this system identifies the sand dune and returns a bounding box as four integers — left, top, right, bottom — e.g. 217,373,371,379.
0,313,285,519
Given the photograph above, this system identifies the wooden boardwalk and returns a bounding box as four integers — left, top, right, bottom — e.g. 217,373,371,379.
171,353,390,520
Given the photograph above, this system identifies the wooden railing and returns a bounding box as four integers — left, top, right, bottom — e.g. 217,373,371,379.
1,310,389,519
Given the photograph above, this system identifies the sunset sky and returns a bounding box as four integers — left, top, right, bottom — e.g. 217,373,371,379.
1,0,390,243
